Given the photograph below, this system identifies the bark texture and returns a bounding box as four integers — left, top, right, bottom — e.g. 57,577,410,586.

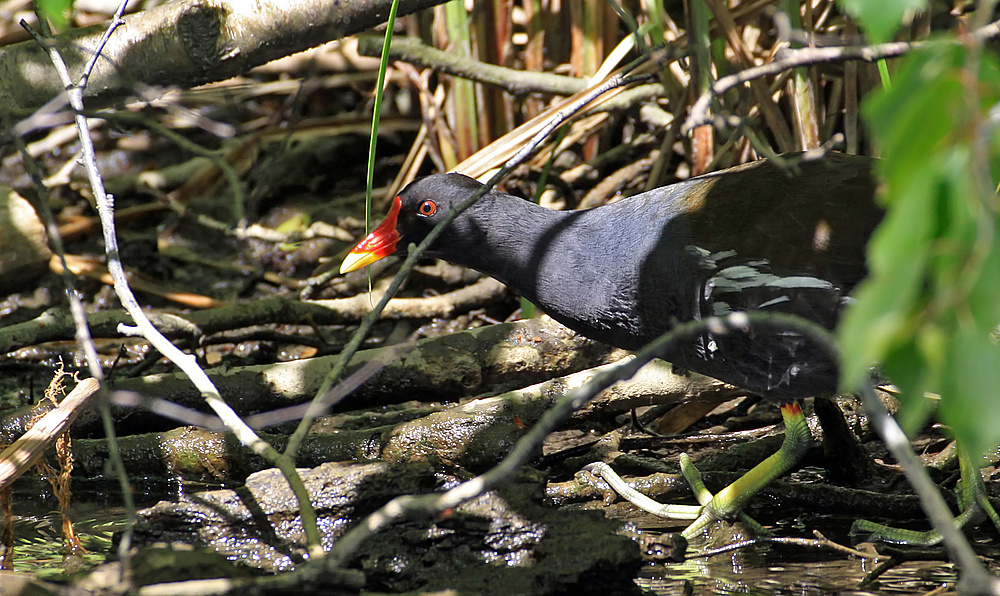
0,0,446,129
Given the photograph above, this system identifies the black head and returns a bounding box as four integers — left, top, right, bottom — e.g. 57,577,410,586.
340,173,498,273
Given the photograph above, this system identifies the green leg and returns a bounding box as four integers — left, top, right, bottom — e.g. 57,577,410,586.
681,401,811,539
583,461,703,520
584,401,812,540
678,453,771,537
851,444,1000,545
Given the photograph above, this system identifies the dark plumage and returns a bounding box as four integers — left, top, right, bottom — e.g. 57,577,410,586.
342,153,880,400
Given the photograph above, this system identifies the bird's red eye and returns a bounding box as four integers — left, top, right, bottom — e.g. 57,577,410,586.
418,200,437,216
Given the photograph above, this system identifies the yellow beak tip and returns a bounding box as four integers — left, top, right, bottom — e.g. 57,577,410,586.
340,251,377,275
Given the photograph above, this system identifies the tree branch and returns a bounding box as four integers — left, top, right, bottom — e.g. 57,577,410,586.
356,35,587,96
683,17,1000,134
0,0,446,135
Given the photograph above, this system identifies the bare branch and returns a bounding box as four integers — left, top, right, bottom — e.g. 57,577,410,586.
356,35,587,96
0,378,99,491
683,17,1000,134
0,0,446,134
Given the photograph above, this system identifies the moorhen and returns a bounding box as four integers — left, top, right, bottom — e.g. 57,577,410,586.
341,152,881,539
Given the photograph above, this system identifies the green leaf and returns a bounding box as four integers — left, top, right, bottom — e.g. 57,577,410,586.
863,44,965,173
837,163,932,389
967,241,1000,329
35,0,73,30
838,262,917,390
940,323,1000,463
881,339,935,437
837,0,928,44
841,38,1000,458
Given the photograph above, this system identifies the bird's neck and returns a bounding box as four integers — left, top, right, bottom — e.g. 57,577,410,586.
439,197,574,298
436,197,669,349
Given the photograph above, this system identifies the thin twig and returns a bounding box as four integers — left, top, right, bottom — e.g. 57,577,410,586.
684,41,913,133
109,334,411,431
308,314,815,571
96,110,246,218
297,310,998,589
284,67,649,458
21,0,326,558
356,35,588,96
683,17,1000,134
685,529,874,560
18,1,140,571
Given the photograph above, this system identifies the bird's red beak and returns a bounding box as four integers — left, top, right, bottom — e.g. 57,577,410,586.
340,196,402,274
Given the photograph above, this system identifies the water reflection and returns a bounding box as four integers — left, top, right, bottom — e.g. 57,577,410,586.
633,528,964,596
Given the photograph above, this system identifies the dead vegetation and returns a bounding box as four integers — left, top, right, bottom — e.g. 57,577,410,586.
0,0,994,594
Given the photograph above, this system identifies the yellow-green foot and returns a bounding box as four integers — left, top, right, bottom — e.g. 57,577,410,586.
851,444,1000,545
585,401,813,541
